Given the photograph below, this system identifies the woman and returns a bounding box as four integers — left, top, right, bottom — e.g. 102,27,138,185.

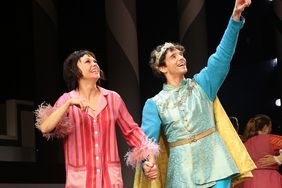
240,114,282,188
35,50,159,188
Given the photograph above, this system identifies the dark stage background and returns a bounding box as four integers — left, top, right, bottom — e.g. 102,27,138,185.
0,0,281,187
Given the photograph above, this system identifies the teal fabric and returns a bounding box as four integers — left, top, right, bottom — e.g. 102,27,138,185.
211,177,231,188
141,17,244,188
141,99,161,140
194,16,245,100
153,80,238,187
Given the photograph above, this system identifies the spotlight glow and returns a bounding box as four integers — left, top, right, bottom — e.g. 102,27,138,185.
275,99,281,107
271,58,278,68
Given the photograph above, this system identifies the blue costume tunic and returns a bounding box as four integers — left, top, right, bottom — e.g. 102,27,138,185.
141,17,245,188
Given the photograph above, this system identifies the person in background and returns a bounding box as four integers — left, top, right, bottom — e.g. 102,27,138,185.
136,0,253,187
229,116,245,141
239,114,282,188
35,50,159,188
258,153,282,167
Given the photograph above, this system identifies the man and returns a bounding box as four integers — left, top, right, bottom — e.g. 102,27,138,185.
139,0,253,187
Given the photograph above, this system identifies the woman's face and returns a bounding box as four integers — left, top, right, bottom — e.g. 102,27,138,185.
265,124,272,134
77,54,100,81
261,124,272,134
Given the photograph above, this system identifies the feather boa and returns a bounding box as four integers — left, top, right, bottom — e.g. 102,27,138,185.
34,102,72,140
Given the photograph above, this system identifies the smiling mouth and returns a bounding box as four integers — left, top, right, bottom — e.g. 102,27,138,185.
91,69,99,73
178,63,186,67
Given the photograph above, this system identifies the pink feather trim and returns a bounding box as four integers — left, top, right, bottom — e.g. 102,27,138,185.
34,102,72,140
125,138,159,167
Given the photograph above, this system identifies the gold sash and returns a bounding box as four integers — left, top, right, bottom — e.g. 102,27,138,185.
169,127,216,148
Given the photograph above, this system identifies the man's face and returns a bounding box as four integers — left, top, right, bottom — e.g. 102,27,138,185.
159,48,187,78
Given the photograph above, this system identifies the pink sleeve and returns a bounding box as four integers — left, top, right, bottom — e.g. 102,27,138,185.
113,93,159,167
34,93,72,140
269,134,282,150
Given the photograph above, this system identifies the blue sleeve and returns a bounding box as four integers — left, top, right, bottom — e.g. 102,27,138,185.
194,16,245,101
141,98,161,143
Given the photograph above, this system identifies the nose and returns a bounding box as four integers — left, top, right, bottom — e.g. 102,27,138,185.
89,60,98,67
91,60,99,66
179,55,186,62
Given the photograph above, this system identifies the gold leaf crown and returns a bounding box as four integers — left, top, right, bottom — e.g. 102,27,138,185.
155,42,175,66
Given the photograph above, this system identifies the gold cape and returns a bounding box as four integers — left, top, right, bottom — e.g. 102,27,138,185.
133,97,256,188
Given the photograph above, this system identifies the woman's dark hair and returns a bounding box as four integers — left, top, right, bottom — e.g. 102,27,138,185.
243,114,272,140
63,50,105,91
229,116,239,133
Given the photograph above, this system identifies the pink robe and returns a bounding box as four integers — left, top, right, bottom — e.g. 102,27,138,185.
239,134,282,188
35,87,159,188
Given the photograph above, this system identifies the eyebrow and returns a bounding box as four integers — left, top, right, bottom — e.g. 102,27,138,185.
83,56,97,62
168,50,181,58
